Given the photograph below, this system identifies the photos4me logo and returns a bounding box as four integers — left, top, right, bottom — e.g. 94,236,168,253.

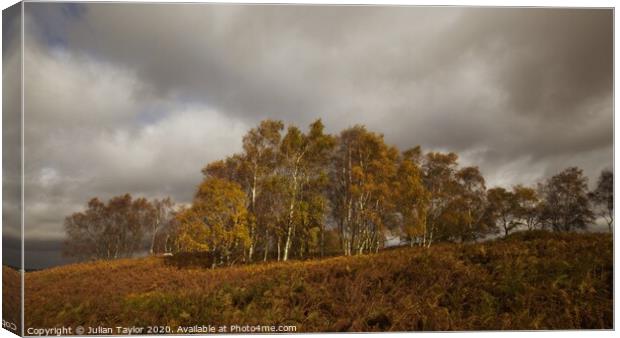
3,319,17,332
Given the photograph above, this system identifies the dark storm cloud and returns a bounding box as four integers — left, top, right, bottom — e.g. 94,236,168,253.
3,2,22,268
33,5,610,153
19,4,612,267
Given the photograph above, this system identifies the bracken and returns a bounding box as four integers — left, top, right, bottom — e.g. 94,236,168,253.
21,231,612,332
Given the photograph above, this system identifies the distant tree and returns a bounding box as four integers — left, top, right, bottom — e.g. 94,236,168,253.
590,169,613,232
176,178,250,266
126,196,157,255
63,194,156,261
538,167,594,232
64,198,106,261
487,187,519,237
149,197,175,255
154,210,182,255
453,166,489,241
512,185,541,231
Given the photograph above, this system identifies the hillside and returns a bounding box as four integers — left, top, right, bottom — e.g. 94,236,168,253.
23,231,612,332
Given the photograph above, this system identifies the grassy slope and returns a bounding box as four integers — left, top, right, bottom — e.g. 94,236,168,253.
25,231,612,332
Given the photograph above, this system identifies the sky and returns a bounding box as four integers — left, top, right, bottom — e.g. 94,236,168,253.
2,4,612,268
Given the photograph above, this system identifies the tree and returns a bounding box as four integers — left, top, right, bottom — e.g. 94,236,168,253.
176,178,250,267
512,185,541,231
240,120,284,261
125,196,157,255
393,147,430,246
149,197,175,255
64,197,107,261
485,185,540,236
420,151,459,246
453,166,489,241
154,209,183,255
590,169,613,232
487,187,519,237
199,119,335,262
330,125,398,255
254,175,288,261
278,119,335,261
201,154,246,182
202,121,284,262
63,194,156,261
539,167,594,232
300,120,336,258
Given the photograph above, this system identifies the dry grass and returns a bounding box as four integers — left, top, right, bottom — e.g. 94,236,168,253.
24,231,612,331
3,266,21,334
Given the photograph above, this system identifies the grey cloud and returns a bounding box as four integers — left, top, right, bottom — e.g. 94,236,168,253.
3,3,22,268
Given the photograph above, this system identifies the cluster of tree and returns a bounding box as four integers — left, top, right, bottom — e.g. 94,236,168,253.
64,119,613,265
63,195,176,260
197,120,335,262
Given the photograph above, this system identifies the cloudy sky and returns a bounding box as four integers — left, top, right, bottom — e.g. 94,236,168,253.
4,4,612,268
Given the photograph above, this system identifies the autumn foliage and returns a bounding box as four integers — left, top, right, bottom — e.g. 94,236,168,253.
25,232,612,331
175,178,250,266
62,119,612,270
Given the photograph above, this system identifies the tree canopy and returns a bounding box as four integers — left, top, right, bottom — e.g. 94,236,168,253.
64,119,612,264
